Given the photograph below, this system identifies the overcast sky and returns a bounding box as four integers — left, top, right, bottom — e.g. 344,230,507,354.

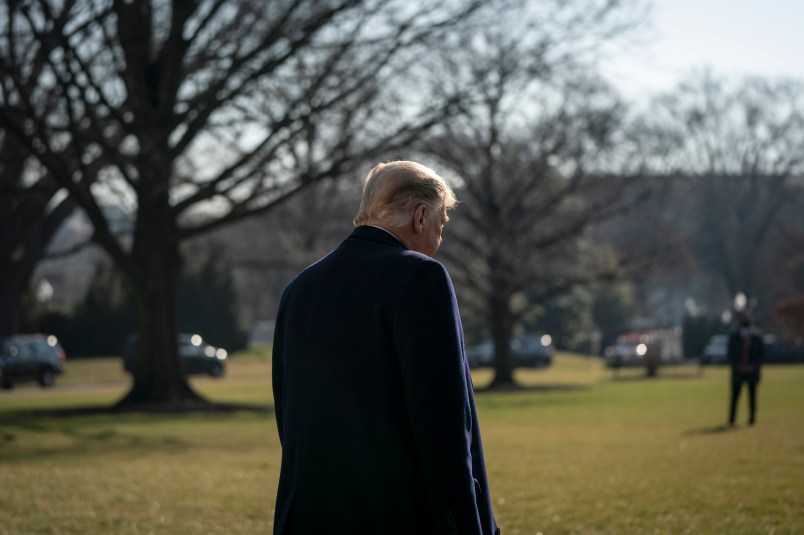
600,0,804,101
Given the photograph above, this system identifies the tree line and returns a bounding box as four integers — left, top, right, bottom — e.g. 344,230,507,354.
2,0,803,404
22,241,247,357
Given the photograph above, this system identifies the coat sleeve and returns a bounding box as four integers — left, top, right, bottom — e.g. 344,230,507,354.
272,290,288,445
392,259,485,535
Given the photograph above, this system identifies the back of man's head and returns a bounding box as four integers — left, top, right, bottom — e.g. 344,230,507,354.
354,161,456,227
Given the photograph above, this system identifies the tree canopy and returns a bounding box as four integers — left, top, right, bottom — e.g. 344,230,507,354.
0,0,492,405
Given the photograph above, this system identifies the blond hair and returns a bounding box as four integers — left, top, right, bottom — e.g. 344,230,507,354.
353,161,457,227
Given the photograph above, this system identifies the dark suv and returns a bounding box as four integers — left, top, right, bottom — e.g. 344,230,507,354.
466,334,554,369
0,334,67,389
122,333,227,377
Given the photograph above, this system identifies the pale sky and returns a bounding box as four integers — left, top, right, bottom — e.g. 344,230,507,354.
600,0,804,101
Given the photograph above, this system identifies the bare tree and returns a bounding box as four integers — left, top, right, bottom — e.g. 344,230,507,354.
0,134,77,336
420,7,652,388
221,177,361,324
0,6,84,336
640,73,804,311
763,195,804,317
0,0,490,406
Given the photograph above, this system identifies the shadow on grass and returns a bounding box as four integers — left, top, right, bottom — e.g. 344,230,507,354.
0,421,191,460
682,424,737,436
604,371,704,383
477,383,590,394
0,402,273,464
30,401,273,417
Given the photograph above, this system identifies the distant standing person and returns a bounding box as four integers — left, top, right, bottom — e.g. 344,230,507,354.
272,161,499,534
727,313,764,426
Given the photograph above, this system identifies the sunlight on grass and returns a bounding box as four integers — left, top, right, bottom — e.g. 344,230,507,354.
1,351,802,534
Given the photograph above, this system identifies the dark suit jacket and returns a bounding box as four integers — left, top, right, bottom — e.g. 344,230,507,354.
727,328,764,383
272,226,498,535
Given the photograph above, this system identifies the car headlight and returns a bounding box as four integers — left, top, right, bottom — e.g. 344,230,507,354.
216,348,227,360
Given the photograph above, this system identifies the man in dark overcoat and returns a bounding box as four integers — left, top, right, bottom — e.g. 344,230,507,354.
727,313,765,425
272,161,499,535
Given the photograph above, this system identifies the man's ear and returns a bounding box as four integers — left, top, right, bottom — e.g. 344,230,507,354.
413,204,427,233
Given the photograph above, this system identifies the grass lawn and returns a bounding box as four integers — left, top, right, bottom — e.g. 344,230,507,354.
1,348,802,534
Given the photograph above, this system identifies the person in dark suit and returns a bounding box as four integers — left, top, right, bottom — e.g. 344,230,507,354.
272,161,499,535
727,313,764,425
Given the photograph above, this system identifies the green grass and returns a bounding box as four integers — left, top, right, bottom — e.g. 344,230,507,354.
1,350,802,534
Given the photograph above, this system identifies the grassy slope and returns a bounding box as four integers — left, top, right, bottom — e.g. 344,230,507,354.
0,349,802,534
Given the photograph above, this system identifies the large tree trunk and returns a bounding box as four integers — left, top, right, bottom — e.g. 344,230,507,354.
487,293,516,389
0,279,22,336
117,190,206,407
0,205,68,336
118,277,204,406
0,179,72,337
0,253,32,336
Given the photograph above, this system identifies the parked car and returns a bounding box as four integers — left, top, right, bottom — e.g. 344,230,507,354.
604,330,684,369
763,334,804,364
466,334,554,369
699,333,804,366
0,334,66,389
122,333,227,377
466,340,494,368
701,334,729,365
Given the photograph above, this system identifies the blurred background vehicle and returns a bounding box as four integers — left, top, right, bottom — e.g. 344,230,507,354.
701,334,729,365
0,334,66,389
604,332,653,368
122,333,227,377
761,334,804,364
699,333,804,366
466,333,554,369
604,329,683,375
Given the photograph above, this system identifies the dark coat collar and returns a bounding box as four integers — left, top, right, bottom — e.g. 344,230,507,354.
349,225,407,250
